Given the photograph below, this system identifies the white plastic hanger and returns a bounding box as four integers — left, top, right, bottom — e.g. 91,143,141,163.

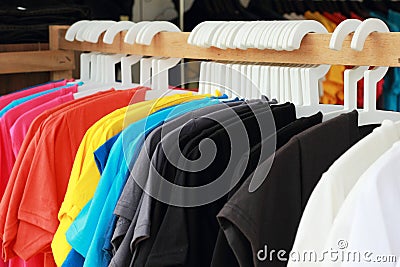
65,20,90,41
86,21,117,43
103,21,135,44
352,19,400,124
215,62,226,95
190,21,224,48
295,64,344,117
323,19,366,121
144,57,189,100
202,22,228,48
236,21,258,50
240,64,247,96
211,22,230,49
259,22,276,50
188,21,208,45
246,21,268,49
75,21,97,42
260,64,271,98
198,61,207,94
224,63,233,98
267,22,288,50
287,20,328,50
290,64,302,105
121,55,142,86
204,22,227,48
225,22,246,49
79,52,94,81
250,64,261,99
275,21,299,51
124,21,151,44
245,64,253,99
136,21,180,45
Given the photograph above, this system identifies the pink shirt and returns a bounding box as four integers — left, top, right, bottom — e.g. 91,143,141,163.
0,81,68,110
10,91,77,158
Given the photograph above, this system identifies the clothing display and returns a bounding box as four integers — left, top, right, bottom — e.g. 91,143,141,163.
1,76,387,267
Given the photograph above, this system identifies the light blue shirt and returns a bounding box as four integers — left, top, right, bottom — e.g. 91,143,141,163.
0,82,82,117
66,97,220,266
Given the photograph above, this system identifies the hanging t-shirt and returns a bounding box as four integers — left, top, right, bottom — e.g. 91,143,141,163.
64,94,222,267
12,88,145,262
10,93,76,157
0,89,142,265
51,90,151,265
215,111,376,267
323,140,400,267
0,85,78,202
96,100,243,267
0,91,114,267
0,83,80,117
288,120,400,267
110,102,297,267
66,97,219,267
0,80,67,110
94,133,120,174
52,92,207,265
132,111,323,267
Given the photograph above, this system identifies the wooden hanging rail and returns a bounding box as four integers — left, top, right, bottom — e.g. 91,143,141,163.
0,50,75,75
51,25,400,67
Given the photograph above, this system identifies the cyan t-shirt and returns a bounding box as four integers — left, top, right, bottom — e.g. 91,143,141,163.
65,97,220,267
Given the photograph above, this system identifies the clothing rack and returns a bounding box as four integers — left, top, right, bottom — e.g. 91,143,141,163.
48,25,400,78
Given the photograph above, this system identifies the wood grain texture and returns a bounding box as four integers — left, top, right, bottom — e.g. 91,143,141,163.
51,25,400,67
0,50,75,74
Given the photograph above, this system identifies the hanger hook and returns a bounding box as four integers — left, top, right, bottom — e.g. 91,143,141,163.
103,21,135,44
329,19,362,50
136,21,181,46
351,18,389,51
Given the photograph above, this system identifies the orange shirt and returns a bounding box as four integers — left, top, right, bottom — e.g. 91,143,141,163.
0,90,115,266
9,88,146,262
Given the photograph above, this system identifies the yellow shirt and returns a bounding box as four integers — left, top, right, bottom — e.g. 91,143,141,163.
52,92,209,265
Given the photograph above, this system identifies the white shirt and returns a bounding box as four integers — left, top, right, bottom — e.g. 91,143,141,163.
325,141,400,267
288,120,400,267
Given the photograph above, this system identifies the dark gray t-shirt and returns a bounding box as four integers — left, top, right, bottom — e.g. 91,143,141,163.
109,101,296,267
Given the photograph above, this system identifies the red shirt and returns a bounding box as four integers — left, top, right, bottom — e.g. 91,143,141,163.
0,90,115,265
8,89,146,264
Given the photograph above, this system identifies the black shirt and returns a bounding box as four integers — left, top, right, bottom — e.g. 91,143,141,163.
133,107,322,266
216,111,377,267
111,101,296,267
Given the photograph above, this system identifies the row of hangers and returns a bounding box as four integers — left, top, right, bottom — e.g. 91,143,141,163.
189,18,400,125
188,20,327,50
65,18,400,126
65,20,187,100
